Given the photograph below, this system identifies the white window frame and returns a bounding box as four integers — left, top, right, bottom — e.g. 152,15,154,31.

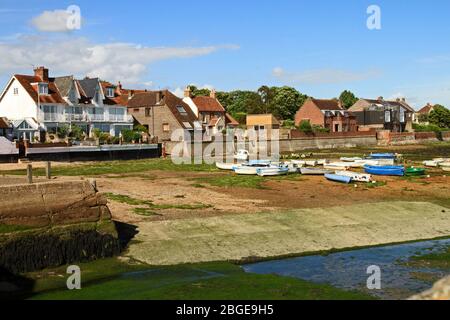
106,87,115,98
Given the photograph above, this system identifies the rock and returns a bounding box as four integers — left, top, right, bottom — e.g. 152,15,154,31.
409,276,450,300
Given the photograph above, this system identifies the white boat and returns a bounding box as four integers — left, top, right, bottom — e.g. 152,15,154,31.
300,167,331,175
305,160,318,166
317,159,329,165
216,162,240,170
335,170,372,182
257,166,289,176
323,162,350,170
291,160,306,166
234,149,249,161
233,161,271,175
422,160,440,167
440,162,450,170
340,157,362,162
433,158,450,163
285,162,301,173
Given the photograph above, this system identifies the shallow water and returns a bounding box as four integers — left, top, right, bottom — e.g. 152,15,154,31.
243,239,450,300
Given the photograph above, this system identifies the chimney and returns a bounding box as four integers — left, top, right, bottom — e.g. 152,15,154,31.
156,91,161,104
128,90,134,100
377,96,384,101
402,98,406,102
118,81,122,90
396,98,401,102
210,88,217,99
34,66,49,82
184,86,192,98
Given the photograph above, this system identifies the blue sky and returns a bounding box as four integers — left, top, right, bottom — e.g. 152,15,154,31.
1,0,450,109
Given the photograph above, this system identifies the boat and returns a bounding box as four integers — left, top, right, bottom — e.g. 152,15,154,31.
291,160,306,166
324,173,352,184
216,162,240,170
354,159,381,166
305,160,318,166
363,165,405,176
369,153,396,159
440,162,450,171
340,157,362,162
335,170,372,182
405,167,426,176
233,161,271,175
423,160,440,167
323,162,350,170
234,149,249,161
285,162,301,173
433,158,450,163
316,159,329,165
300,167,332,175
257,166,289,176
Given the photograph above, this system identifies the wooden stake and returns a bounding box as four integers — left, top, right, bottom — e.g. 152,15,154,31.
27,164,33,184
45,161,51,179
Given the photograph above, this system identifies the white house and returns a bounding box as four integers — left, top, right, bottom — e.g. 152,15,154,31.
0,66,133,141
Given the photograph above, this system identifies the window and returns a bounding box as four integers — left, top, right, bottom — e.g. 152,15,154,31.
106,87,115,98
133,108,140,112
385,110,391,123
162,123,170,132
39,83,48,95
400,108,405,123
177,106,187,115
93,124,110,133
145,108,152,117
13,88,18,95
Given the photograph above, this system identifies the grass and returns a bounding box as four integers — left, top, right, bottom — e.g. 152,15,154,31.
105,192,212,214
363,181,387,189
0,224,35,234
0,158,217,177
405,245,450,269
28,260,374,300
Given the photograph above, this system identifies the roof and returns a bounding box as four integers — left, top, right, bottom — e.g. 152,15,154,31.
14,75,66,104
192,96,226,113
246,114,280,126
12,118,40,130
77,78,100,99
225,113,239,126
0,117,11,129
310,98,343,111
128,90,200,130
417,104,434,114
350,98,415,113
54,76,74,97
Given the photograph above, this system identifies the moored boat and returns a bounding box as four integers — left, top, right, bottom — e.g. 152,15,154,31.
423,160,440,167
216,162,240,170
256,166,289,176
324,173,352,184
440,162,450,171
335,170,372,182
300,168,332,175
305,160,318,166
340,157,362,162
405,167,426,176
323,162,350,170
364,165,405,176
233,160,272,175
316,159,328,165
369,153,396,160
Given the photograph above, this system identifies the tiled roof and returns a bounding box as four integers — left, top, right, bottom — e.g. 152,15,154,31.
310,99,343,111
417,104,434,114
128,90,200,130
14,75,66,104
0,117,10,129
225,113,239,126
192,96,226,113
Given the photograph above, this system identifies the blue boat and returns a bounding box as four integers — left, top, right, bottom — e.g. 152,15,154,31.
324,173,352,184
364,165,405,176
369,153,396,159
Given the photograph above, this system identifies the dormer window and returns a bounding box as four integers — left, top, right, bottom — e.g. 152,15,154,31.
39,83,48,95
106,87,115,98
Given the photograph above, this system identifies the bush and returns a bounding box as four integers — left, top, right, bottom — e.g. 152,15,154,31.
232,112,247,125
297,120,313,133
57,125,70,139
134,124,148,133
121,129,142,143
282,119,295,128
312,125,330,133
69,125,85,140
413,123,443,132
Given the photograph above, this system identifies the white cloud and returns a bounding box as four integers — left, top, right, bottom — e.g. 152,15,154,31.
0,35,239,85
272,67,381,85
31,10,74,32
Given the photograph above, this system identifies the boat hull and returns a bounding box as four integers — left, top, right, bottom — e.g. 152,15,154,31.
325,173,352,184
364,165,405,176
335,170,372,182
257,167,289,176
300,168,331,175
216,162,239,170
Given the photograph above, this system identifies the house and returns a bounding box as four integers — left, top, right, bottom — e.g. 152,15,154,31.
246,114,280,139
415,103,435,124
128,90,202,142
295,98,357,132
0,117,13,139
0,66,133,141
183,87,239,139
348,97,414,132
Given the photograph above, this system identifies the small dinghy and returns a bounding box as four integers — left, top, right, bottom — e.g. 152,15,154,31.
369,153,396,160
423,160,440,167
405,167,426,176
291,160,306,166
364,165,405,176
440,162,450,171
305,160,318,166
323,162,350,170
355,159,381,166
325,173,352,184
216,162,240,170
285,162,301,173
335,171,372,182
300,168,331,175
233,160,272,175
257,166,289,177
316,159,329,165
340,157,362,162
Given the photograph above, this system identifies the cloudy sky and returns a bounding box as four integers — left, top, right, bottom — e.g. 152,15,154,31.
1,0,450,109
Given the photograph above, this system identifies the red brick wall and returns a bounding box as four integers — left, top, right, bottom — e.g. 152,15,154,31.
295,100,325,127
290,130,376,139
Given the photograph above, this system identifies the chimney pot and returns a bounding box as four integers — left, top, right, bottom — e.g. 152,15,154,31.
34,66,49,82
210,88,217,99
184,86,192,98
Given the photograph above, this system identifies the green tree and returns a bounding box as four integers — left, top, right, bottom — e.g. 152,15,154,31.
187,85,211,97
339,90,358,109
297,120,313,133
428,104,450,128
270,86,308,120
69,124,85,140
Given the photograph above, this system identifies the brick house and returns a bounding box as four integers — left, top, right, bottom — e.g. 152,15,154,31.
128,90,202,142
295,98,357,132
348,97,414,132
183,87,239,139
415,103,434,124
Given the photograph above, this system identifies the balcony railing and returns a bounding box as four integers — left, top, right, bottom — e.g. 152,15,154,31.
39,111,133,123
65,114,85,121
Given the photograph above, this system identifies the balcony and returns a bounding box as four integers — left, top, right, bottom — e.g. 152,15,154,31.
88,114,105,121
108,114,133,123
65,114,85,122
38,112,63,122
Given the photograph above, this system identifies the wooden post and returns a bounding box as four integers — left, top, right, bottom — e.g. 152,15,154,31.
45,161,51,179
27,164,33,184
